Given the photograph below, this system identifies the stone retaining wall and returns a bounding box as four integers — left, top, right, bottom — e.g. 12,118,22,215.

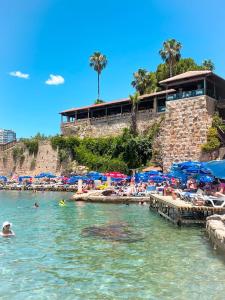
160,96,216,171
0,141,60,176
61,95,216,171
61,110,164,138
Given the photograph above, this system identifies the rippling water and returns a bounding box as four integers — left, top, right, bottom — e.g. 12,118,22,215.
0,191,225,300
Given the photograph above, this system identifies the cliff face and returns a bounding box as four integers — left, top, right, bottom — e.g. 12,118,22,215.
0,141,60,176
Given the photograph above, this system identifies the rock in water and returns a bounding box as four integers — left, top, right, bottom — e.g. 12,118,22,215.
81,223,144,243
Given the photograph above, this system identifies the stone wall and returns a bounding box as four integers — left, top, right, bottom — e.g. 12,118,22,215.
61,95,217,171
0,141,60,176
61,109,164,138
160,96,216,171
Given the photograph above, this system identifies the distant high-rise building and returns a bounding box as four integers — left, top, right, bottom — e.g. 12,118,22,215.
0,129,16,144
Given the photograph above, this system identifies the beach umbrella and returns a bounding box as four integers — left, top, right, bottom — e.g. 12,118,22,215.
0,176,7,182
199,175,214,183
205,160,225,179
149,175,164,182
180,161,202,170
146,170,162,175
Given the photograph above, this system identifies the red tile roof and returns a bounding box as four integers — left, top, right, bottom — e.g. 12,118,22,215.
60,89,175,115
159,70,212,85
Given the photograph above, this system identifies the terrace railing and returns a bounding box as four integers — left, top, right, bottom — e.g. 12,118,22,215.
167,89,205,101
61,108,159,126
0,140,17,151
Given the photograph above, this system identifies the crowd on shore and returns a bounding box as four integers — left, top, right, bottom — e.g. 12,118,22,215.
1,161,225,207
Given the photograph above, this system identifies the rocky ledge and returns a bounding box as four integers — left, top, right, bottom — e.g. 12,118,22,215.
206,214,225,252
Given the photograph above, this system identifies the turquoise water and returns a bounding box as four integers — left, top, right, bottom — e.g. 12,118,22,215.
0,191,225,300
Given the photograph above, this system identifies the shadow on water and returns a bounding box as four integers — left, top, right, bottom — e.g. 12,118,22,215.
81,222,144,243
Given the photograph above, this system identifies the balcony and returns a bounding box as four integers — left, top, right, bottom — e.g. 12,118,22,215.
166,88,205,101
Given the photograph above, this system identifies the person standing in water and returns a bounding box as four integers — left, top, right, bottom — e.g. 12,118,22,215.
1,222,15,237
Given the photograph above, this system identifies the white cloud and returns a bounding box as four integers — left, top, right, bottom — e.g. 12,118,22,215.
45,74,64,85
9,70,29,79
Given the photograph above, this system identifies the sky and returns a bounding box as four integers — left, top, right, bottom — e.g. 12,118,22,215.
1,0,225,138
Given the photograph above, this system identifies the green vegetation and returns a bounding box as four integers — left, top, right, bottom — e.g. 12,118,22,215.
12,146,24,163
131,69,157,95
50,121,162,173
159,39,182,77
130,92,140,135
201,114,224,152
94,99,105,104
131,39,215,93
20,133,51,156
30,159,36,170
89,52,107,100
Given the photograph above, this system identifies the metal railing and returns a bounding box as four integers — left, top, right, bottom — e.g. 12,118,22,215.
61,109,157,125
167,89,205,101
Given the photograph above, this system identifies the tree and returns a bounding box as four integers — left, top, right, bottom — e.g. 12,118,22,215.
202,59,215,71
131,69,157,95
159,39,182,77
156,58,204,83
94,99,105,104
89,52,107,100
130,92,140,135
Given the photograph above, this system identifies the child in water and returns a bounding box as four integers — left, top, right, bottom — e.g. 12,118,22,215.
59,199,66,206
1,222,15,237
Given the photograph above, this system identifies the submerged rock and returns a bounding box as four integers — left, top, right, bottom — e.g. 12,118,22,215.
81,223,144,243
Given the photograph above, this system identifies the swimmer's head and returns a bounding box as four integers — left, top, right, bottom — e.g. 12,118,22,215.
2,221,12,230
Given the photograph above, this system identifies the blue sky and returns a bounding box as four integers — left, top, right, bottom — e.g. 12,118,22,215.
1,0,225,138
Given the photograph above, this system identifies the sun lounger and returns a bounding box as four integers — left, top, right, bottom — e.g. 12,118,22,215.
199,195,225,208
145,186,157,195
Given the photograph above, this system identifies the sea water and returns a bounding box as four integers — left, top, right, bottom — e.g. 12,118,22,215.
0,191,225,300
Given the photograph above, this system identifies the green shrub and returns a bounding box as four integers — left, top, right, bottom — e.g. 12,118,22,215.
201,127,221,152
12,146,24,163
30,159,36,170
212,113,225,131
49,121,163,172
23,140,39,155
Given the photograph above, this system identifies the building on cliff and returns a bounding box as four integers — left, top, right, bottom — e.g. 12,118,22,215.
0,129,16,144
60,70,225,170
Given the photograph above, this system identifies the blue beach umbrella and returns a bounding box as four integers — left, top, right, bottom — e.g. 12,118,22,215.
0,176,7,182
205,160,225,179
199,175,214,183
149,175,164,183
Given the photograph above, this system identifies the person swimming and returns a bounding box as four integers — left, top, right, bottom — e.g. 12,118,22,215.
0,221,15,237
33,202,39,208
59,199,66,206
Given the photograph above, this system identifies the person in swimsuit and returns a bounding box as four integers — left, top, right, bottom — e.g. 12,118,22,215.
1,222,15,237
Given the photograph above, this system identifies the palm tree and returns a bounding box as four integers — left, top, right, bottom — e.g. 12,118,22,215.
202,59,215,71
94,99,105,104
131,69,157,95
159,39,182,77
89,52,107,100
130,92,140,135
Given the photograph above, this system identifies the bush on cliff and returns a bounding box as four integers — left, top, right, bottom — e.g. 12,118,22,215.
201,127,221,152
201,114,225,153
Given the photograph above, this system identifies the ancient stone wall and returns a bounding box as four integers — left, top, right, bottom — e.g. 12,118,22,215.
0,141,60,176
61,109,164,138
160,96,216,171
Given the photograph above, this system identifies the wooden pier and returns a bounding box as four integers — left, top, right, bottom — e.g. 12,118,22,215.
149,194,225,226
